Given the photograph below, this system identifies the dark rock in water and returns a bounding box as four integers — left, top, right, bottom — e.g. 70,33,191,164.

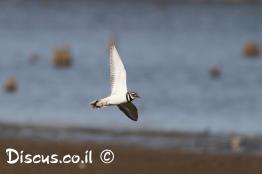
242,42,260,58
209,65,221,78
52,47,72,68
4,77,17,93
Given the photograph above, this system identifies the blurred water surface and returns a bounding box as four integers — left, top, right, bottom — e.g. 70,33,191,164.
0,1,262,134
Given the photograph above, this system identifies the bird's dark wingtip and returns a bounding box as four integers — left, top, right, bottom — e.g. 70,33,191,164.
129,116,138,121
132,118,138,121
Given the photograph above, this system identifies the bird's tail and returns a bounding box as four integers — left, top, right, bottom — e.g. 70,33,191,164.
90,100,98,108
90,100,104,109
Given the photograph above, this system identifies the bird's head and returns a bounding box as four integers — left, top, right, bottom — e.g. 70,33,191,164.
129,91,140,100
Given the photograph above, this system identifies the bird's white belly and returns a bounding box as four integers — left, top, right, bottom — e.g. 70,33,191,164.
106,94,126,105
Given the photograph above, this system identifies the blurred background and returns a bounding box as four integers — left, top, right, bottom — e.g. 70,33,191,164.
1,0,262,173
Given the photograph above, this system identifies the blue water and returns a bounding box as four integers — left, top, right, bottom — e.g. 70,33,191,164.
0,1,262,134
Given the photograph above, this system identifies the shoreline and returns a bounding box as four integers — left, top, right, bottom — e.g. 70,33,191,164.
1,122,262,155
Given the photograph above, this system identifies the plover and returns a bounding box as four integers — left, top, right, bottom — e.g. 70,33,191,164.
90,40,140,121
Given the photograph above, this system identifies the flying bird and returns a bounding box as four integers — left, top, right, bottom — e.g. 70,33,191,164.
90,40,140,121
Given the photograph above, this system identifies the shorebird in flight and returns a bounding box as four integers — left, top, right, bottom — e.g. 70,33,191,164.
90,40,140,121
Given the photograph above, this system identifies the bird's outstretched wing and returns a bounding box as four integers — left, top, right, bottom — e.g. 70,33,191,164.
117,102,138,121
109,41,127,95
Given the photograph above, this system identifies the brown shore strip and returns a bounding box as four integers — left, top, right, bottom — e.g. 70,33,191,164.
1,138,262,174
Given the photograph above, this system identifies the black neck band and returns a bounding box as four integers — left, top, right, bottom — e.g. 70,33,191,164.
126,92,133,102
